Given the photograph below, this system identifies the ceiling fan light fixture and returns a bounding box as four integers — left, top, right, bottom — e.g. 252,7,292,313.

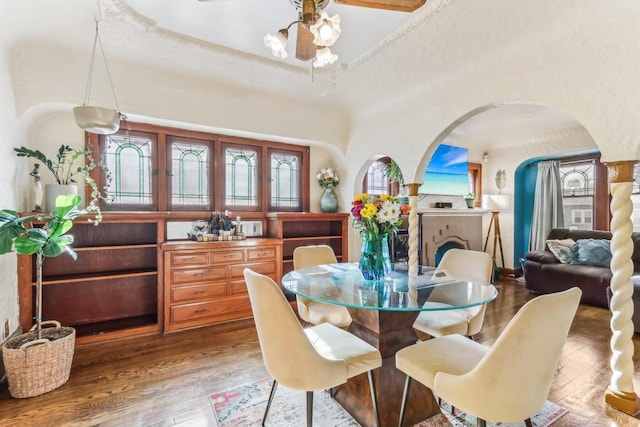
313,46,338,68
310,12,341,47
264,29,289,59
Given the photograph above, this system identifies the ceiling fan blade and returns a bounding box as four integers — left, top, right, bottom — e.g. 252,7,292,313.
296,23,315,61
333,0,426,12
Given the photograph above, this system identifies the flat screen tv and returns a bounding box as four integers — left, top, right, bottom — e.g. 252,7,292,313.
418,144,469,195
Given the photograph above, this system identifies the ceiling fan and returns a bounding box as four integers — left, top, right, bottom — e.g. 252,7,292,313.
198,0,426,66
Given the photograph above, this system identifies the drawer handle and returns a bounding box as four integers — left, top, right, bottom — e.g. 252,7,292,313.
194,309,206,314
223,254,238,258
194,272,203,277
194,290,206,295
255,252,267,257
183,256,195,261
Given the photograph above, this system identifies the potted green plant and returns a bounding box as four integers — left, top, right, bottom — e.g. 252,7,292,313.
14,144,111,220
464,193,477,208
387,159,405,185
0,194,91,398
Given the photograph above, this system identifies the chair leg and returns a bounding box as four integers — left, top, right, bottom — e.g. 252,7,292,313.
525,418,533,427
398,375,411,427
262,380,278,426
306,391,314,427
476,418,486,427
367,370,380,427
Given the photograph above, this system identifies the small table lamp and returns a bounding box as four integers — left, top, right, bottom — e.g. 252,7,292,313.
482,194,510,268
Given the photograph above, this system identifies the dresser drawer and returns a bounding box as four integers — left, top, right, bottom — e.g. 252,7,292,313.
171,297,252,323
170,266,227,285
170,251,208,267
247,247,276,261
230,274,277,295
211,250,245,264
230,261,277,279
171,283,227,303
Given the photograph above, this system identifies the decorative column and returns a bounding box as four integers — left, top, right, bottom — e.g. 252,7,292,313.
406,183,421,278
603,161,640,415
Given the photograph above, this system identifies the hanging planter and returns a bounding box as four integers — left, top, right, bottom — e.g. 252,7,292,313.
74,20,123,135
73,106,120,135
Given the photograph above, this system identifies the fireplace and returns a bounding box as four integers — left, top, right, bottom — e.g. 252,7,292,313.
420,210,486,267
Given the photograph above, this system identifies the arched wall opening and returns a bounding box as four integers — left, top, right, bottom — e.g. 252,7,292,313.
513,149,602,267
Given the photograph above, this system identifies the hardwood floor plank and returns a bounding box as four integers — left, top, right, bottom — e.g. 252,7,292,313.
1,279,639,426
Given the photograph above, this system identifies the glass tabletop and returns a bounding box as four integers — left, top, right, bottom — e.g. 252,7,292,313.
282,263,498,312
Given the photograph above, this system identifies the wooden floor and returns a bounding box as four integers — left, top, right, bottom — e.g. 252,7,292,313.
1,278,639,426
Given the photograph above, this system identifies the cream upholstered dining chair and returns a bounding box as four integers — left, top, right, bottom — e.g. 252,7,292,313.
396,287,582,427
243,268,381,427
413,248,494,339
293,245,352,328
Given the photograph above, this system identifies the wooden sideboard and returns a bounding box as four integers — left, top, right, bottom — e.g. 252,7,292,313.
15,211,351,343
161,239,282,332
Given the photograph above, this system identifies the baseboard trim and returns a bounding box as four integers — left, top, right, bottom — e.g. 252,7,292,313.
0,326,22,384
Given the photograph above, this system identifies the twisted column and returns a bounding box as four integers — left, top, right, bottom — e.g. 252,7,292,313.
604,161,640,415
407,184,421,278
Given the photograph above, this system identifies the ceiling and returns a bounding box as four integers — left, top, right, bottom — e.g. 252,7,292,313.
443,104,586,151
124,0,421,68
4,0,586,151
119,0,585,144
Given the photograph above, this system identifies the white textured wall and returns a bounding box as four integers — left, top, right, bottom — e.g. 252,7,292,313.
338,0,640,264
0,46,20,337
341,0,640,183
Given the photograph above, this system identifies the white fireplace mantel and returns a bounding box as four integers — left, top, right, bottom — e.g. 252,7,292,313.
418,209,489,266
419,208,489,217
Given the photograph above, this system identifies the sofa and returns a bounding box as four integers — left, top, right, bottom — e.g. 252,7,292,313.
523,228,640,308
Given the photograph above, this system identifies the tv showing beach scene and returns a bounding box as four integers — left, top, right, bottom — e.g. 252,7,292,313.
418,144,469,195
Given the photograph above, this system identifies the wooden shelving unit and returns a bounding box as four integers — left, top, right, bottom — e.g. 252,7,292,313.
266,212,349,276
18,214,165,345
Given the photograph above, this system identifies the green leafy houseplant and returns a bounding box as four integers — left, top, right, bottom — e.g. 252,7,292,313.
386,159,404,185
14,144,111,224
0,195,87,338
0,195,90,398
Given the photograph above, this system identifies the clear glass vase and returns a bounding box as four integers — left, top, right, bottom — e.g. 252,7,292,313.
320,187,338,213
359,232,391,280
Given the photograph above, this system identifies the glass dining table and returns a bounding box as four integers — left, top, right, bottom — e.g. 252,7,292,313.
282,262,498,427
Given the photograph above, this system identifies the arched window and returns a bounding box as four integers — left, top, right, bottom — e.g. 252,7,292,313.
365,160,390,196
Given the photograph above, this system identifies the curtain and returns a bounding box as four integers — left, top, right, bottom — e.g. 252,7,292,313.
529,160,564,251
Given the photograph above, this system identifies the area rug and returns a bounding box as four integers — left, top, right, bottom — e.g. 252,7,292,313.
210,378,567,427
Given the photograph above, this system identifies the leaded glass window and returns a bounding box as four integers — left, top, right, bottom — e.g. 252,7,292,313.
366,160,389,196
95,122,309,212
170,140,210,207
270,151,300,209
104,132,154,206
560,160,595,230
225,146,258,206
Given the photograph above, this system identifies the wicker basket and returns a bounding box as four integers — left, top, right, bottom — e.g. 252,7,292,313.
1,320,76,399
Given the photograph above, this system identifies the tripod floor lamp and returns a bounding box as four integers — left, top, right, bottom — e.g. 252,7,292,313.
482,194,510,268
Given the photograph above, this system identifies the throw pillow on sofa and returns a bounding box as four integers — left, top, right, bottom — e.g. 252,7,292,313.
572,238,612,268
546,238,576,263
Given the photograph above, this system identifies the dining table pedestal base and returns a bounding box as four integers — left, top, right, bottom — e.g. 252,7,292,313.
333,309,441,427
